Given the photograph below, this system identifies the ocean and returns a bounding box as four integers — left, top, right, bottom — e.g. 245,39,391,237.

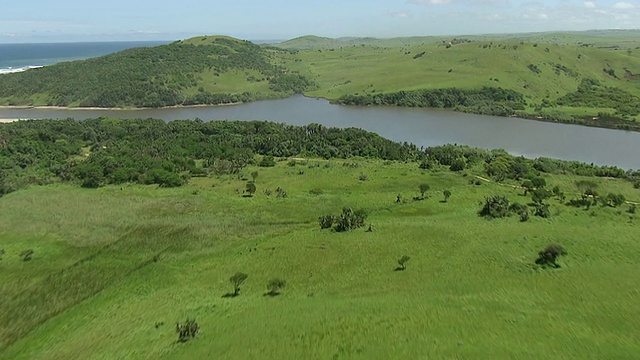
0,41,170,74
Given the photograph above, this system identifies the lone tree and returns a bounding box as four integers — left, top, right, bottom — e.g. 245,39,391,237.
419,183,430,199
397,255,410,271
536,244,567,268
245,182,257,197
176,319,200,342
251,171,259,183
266,278,286,296
229,272,248,296
0,249,5,261
443,190,452,202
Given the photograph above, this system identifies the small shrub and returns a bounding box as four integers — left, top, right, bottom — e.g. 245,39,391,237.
259,156,276,167
358,173,369,181
534,203,551,218
266,278,286,296
176,319,199,342
276,187,288,198
443,190,452,202
319,214,335,229
628,204,637,214
309,188,324,196
20,249,34,261
536,244,567,268
479,195,511,219
397,255,410,271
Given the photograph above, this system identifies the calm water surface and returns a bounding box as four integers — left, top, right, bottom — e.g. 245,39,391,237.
1,95,638,169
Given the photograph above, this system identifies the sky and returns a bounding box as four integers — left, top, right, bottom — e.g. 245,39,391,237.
0,0,638,43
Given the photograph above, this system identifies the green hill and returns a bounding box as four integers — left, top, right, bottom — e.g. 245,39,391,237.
1,118,639,359
0,36,314,108
280,39,640,128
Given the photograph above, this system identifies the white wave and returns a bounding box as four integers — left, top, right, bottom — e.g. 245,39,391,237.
0,65,44,75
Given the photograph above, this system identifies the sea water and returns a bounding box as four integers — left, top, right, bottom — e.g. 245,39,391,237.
0,41,169,74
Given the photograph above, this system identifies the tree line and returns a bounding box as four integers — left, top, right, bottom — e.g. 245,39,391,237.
0,119,421,195
337,87,527,116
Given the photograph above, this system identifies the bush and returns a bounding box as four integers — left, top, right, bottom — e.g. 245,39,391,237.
322,207,368,232
266,278,286,296
536,244,567,268
20,249,34,261
176,319,200,342
319,214,335,229
259,156,276,167
479,195,511,219
397,255,410,271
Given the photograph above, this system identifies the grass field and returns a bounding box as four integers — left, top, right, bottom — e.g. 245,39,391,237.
1,158,639,359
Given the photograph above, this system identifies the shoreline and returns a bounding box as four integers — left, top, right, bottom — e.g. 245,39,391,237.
0,102,244,111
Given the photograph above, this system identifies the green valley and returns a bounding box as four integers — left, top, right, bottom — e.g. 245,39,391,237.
1,31,640,130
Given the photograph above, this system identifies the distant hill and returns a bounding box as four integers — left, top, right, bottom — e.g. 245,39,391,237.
0,36,314,108
272,30,640,50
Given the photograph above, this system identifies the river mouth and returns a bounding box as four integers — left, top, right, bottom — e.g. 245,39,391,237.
1,94,639,170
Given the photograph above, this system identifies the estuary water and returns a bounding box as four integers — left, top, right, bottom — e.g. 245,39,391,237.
1,95,639,170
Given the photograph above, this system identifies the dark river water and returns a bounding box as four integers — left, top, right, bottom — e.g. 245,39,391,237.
1,95,639,170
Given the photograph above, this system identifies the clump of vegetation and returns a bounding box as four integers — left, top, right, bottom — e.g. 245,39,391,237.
479,195,511,219
396,255,410,271
536,244,568,268
20,249,34,261
245,182,257,197
259,156,276,167
318,214,336,229
359,173,369,181
320,207,367,232
266,278,286,296
176,319,199,342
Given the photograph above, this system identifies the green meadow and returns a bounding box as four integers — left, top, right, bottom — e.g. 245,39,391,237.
1,158,639,359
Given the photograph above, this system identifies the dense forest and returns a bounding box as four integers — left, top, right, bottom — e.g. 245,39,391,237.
1,119,637,197
0,37,313,107
337,87,527,116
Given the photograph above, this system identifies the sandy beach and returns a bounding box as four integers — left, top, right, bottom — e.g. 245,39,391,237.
0,118,24,123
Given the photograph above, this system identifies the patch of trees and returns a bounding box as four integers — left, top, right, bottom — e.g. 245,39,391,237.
0,38,314,107
319,207,367,232
337,87,526,116
0,119,422,195
422,144,636,184
556,78,640,117
478,195,538,220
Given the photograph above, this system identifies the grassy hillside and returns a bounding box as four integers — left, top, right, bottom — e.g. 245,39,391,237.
1,118,639,358
278,39,640,127
0,36,313,108
1,156,639,359
273,30,640,50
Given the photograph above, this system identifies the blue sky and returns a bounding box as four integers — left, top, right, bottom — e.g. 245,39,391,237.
1,0,638,43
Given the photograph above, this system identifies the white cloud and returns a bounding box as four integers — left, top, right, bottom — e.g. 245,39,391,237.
612,2,636,9
583,1,596,8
